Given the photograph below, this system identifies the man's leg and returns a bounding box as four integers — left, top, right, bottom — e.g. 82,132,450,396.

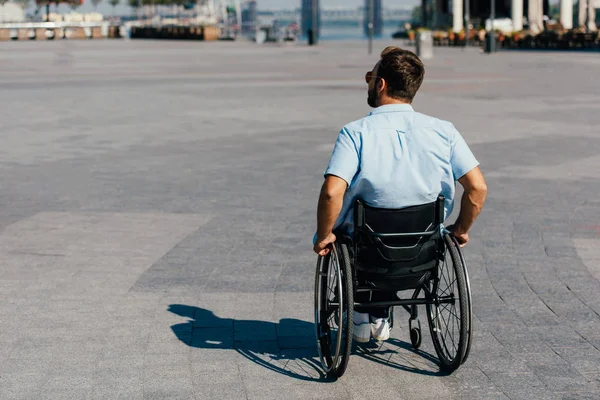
353,291,372,342
354,291,396,341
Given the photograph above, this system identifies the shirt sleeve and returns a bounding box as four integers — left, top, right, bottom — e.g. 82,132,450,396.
450,126,479,180
324,127,360,186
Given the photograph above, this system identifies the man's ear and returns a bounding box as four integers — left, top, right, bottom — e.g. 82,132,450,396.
377,77,386,93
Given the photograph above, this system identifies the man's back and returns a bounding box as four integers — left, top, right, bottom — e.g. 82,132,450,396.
314,46,486,258
325,103,479,234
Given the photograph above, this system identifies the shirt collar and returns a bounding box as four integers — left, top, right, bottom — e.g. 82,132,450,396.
369,104,414,115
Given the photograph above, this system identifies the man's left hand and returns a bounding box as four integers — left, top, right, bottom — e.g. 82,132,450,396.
313,232,337,256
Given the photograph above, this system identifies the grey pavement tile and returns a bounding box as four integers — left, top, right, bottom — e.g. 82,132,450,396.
189,348,241,365
0,388,42,400
192,383,248,400
146,341,192,354
529,326,591,348
42,372,95,391
558,392,600,400
106,325,152,340
0,373,47,399
529,364,590,391
552,345,600,374
142,390,195,400
441,365,508,400
92,387,144,400
474,348,530,374
98,355,145,370
41,388,94,400
142,366,194,393
103,339,149,358
144,352,191,367
92,367,143,395
486,371,557,398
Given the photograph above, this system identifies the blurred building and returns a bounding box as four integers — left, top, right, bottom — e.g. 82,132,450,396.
363,0,383,37
0,3,26,23
241,1,257,34
301,0,320,40
437,0,562,32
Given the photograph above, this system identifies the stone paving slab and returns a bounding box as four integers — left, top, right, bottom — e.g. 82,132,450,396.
1,40,600,399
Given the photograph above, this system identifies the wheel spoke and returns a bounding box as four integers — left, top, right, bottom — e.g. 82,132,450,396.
441,309,456,357
439,302,460,320
438,278,457,297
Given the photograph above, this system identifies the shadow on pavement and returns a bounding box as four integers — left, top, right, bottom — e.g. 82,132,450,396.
354,339,449,377
169,304,445,381
168,304,327,381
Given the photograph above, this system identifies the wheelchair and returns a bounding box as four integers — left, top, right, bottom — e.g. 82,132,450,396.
314,196,473,378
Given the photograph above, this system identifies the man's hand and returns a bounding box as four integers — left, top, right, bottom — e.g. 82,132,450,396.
313,232,337,256
446,224,469,247
449,166,487,248
314,175,347,256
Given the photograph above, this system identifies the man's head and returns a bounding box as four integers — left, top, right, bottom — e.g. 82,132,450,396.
366,46,425,108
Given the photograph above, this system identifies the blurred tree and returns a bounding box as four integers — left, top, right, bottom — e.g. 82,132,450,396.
128,0,139,18
91,0,102,10
109,0,119,16
411,5,422,25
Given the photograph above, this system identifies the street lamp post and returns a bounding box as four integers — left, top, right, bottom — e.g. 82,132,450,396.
311,0,317,45
490,0,495,52
368,0,373,54
484,0,496,52
464,0,470,49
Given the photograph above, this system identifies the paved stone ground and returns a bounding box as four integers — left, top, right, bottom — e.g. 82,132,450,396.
1,39,600,399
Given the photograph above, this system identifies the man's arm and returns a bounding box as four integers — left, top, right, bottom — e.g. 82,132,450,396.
313,175,347,256
449,166,487,246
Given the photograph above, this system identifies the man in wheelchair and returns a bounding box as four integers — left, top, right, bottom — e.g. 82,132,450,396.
313,46,487,345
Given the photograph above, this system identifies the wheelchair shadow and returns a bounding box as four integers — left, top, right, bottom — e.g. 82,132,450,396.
354,339,451,377
168,305,448,381
168,304,328,382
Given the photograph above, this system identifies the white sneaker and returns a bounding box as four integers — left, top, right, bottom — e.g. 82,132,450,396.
353,311,370,343
370,317,391,342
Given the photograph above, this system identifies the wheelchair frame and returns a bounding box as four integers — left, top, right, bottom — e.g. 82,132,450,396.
314,198,473,379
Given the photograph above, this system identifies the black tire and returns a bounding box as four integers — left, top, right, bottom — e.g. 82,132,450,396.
449,235,473,365
410,327,422,349
315,242,354,378
426,233,470,372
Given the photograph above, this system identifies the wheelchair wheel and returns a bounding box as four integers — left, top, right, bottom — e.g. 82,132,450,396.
426,233,471,372
450,234,473,365
314,242,354,378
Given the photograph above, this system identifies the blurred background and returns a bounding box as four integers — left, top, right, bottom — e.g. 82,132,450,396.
0,0,598,48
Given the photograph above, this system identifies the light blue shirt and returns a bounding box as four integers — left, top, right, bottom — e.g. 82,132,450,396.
323,103,479,236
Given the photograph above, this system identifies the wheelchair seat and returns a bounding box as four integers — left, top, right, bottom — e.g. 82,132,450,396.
353,196,445,291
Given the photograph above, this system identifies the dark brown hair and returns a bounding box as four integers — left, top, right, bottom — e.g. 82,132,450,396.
377,46,425,102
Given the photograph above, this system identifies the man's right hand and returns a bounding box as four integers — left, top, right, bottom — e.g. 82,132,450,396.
450,166,487,248
447,224,469,247
313,232,337,256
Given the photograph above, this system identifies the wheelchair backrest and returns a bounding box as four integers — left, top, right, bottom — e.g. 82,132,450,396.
354,196,444,264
